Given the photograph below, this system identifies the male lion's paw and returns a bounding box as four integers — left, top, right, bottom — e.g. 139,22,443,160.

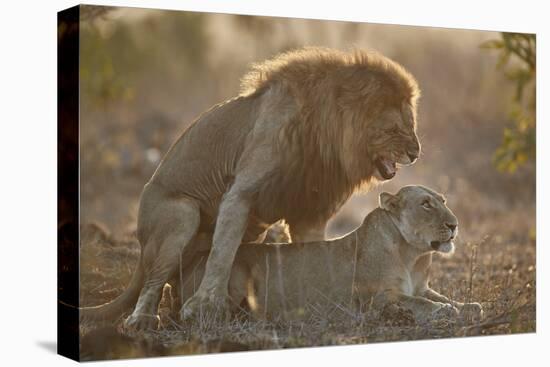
123,313,160,331
459,302,484,323
181,290,232,324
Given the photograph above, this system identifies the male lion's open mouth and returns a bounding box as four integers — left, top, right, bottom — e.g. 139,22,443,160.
375,157,397,180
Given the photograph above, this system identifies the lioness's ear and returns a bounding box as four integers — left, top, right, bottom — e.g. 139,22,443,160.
379,192,399,212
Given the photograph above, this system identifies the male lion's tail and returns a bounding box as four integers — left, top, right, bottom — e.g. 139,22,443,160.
80,257,144,323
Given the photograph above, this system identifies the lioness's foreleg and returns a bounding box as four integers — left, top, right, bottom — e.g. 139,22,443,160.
124,199,200,330
422,288,452,304
422,288,483,321
375,291,458,323
415,254,483,321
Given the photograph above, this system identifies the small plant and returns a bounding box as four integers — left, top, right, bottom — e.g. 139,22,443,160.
481,33,536,173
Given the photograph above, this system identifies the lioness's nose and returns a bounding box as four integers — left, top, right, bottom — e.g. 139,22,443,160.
445,223,457,232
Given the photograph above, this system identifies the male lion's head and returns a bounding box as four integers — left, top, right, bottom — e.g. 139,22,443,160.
333,49,421,183
379,185,458,254
240,47,421,205
367,101,421,181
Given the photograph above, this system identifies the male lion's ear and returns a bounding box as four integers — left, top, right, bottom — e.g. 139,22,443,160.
379,192,399,212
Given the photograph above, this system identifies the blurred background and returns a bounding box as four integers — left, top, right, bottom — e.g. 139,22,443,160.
79,6,535,244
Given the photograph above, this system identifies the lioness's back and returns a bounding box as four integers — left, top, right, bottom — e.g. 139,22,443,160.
181,240,358,317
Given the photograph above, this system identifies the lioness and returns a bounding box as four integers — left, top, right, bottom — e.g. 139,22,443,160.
179,185,483,323
81,47,421,329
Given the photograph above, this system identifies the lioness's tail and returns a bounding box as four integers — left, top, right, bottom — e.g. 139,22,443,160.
80,257,144,322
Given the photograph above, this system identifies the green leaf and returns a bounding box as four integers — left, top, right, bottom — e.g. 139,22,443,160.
480,39,504,49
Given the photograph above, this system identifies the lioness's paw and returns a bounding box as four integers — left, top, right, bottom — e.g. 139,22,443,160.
433,302,459,318
181,291,232,323
414,302,458,324
459,302,484,323
123,313,160,331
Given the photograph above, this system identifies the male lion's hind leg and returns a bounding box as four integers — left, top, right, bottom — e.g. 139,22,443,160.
124,199,200,331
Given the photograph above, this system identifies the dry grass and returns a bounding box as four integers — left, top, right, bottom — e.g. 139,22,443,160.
79,199,536,360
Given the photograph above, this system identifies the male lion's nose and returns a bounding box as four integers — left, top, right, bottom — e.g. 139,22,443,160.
407,151,418,163
445,223,457,232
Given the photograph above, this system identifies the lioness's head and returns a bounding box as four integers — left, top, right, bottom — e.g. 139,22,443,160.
379,185,458,253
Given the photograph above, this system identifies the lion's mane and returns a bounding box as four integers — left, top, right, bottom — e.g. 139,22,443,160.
242,48,420,227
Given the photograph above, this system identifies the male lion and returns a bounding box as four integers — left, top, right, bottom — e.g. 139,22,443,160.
81,47,421,330
180,185,483,323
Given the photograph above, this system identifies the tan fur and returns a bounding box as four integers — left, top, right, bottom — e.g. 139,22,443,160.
180,186,483,323
81,47,422,329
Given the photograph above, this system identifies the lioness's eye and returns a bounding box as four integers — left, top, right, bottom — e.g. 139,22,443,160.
421,201,431,209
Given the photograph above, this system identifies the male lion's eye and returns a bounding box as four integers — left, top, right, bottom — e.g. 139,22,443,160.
421,201,431,209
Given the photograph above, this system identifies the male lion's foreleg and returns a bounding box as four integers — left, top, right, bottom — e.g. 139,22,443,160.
182,90,292,321
124,199,200,331
182,149,282,321
181,188,252,321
